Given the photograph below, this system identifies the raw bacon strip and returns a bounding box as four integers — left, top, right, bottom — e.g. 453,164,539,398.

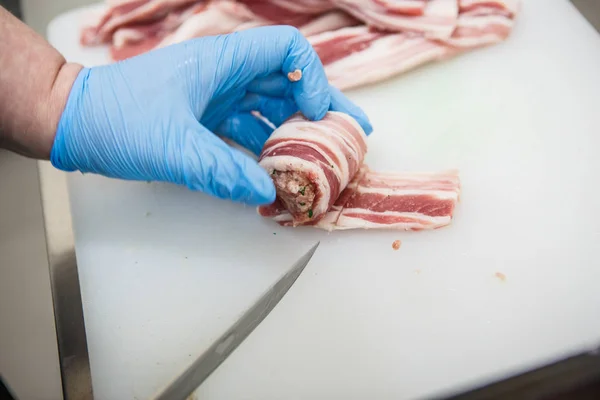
81,0,200,46
107,2,356,61
110,2,204,60
109,0,264,61
372,0,427,15
438,5,516,50
334,0,459,39
81,0,147,45
111,29,163,61
236,0,332,26
256,115,461,231
86,0,520,90
257,112,368,226
309,26,449,90
309,3,517,90
239,0,334,16
458,0,520,17
154,0,258,49
333,167,460,230
298,10,361,37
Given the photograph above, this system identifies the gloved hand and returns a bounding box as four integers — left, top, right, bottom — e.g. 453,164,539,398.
51,26,372,206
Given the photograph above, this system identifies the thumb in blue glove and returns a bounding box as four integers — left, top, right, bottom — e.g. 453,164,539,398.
51,26,373,206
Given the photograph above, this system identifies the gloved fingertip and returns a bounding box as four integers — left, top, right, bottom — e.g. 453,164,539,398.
357,116,374,136
217,113,272,156
233,156,277,206
247,74,292,98
249,169,277,205
313,96,330,121
328,85,373,135
295,86,331,121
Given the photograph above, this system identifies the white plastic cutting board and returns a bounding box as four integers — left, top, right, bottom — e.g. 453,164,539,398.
47,1,600,399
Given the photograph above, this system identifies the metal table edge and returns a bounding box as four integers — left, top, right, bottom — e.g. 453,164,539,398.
30,2,600,400
37,160,93,400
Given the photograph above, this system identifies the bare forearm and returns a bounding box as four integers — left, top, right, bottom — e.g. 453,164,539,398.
0,6,82,159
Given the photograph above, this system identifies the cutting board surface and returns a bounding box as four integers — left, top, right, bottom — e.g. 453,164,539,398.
47,1,600,399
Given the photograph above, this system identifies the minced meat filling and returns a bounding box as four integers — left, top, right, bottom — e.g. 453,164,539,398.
272,170,316,218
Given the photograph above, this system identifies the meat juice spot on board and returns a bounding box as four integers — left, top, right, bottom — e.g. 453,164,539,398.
392,240,402,250
495,272,506,282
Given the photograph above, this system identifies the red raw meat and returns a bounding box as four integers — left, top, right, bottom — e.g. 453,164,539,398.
257,113,461,231
334,0,459,39
82,0,521,90
81,0,200,46
257,111,368,226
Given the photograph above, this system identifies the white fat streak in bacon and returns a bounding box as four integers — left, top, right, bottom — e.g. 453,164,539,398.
441,13,514,48
267,0,334,13
113,27,146,47
459,6,511,18
299,10,359,36
334,210,453,230
335,0,458,39
317,29,447,90
100,0,196,41
272,212,293,223
354,186,459,200
262,138,348,187
359,169,460,195
363,174,461,186
361,169,460,187
372,0,426,13
459,0,521,16
233,19,270,32
111,2,204,49
307,24,374,46
155,1,255,48
262,119,363,186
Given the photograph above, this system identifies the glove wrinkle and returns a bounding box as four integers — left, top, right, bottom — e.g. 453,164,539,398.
50,26,371,206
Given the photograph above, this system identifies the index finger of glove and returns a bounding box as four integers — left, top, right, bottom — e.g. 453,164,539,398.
215,26,331,121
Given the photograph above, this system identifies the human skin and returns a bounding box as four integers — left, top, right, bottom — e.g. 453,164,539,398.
0,6,82,159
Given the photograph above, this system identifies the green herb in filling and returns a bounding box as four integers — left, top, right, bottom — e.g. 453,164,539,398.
308,209,313,218
299,186,306,195
299,202,305,206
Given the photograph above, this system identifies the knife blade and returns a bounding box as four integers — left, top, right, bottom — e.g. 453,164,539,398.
153,241,321,400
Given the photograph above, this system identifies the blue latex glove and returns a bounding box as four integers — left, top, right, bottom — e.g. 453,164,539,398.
51,26,372,206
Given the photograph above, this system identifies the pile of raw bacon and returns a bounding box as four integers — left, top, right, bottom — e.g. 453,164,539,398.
80,0,520,90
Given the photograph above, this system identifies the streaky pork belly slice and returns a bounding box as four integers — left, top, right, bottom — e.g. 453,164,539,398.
256,113,461,232
333,167,461,231
334,0,459,39
257,111,368,226
81,0,199,46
